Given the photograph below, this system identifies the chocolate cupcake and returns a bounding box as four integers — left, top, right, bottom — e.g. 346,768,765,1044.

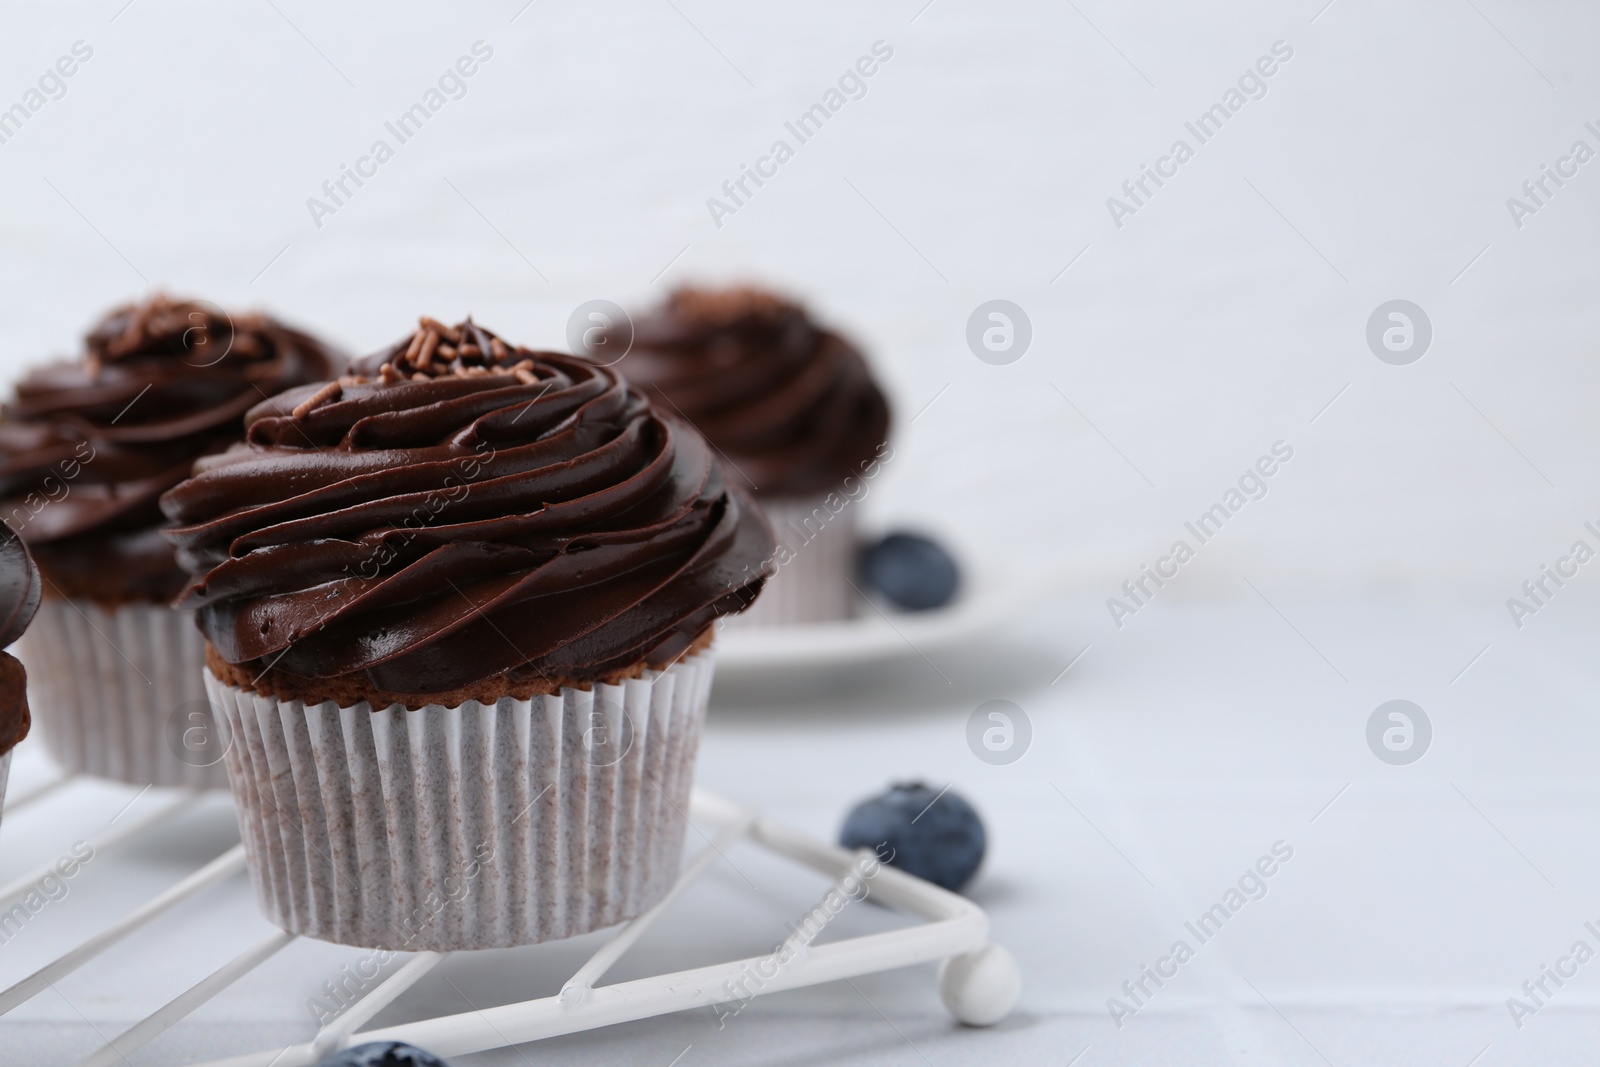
620,286,891,625
162,317,774,950
0,534,42,832
2,295,340,787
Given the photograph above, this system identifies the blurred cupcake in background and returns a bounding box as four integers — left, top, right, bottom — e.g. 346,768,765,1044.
0,534,40,832
163,317,774,949
618,286,891,626
0,294,341,788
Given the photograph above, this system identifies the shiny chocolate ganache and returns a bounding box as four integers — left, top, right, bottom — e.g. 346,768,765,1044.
619,287,891,498
0,295,341,601
162,317,775,705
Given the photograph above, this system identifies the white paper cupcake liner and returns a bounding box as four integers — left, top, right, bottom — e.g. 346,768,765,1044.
17,598,224,789
730,494,857,628
206,648,715,951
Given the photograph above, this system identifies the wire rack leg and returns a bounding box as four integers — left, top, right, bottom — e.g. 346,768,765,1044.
0,790,198,911
309,952,449,1061
0,844,246,1016
1,772,76,815
75,930,297,1067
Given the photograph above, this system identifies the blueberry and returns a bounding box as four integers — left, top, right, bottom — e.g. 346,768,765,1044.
317,1042,450,1067
839,782,986,892
859,532,960,611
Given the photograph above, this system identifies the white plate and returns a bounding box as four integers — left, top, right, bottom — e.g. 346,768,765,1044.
715,556,1033,675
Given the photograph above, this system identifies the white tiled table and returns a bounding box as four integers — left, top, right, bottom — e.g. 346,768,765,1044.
3,590,1596,1065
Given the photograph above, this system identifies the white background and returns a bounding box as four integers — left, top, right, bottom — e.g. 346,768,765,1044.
3,1,1600,1065
2,0,1598,596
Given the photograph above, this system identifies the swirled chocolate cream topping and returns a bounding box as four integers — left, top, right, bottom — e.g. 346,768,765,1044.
619,286,891,497
162,317,776,707
0,295,341,602
0,533,40,756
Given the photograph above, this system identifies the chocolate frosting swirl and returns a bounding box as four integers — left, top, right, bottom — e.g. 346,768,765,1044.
0,534,40,649
0,535,37,755
619,287,891,497
0,652,27,757
0,295,341,602
162,317,775,701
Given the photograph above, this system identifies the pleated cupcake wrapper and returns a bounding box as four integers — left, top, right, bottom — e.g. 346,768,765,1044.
206,649,715,951
18,599,225,789
729,494,858,628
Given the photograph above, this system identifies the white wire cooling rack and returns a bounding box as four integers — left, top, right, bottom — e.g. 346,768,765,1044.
0,773,1021,1066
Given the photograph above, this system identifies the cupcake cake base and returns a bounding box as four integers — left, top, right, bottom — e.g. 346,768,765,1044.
19,598,223,789
729,495,857,628
206,648,715,951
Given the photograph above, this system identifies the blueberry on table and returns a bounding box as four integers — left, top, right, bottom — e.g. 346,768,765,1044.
840,782,986,892
317,1042,450,1067
859,532,961,611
